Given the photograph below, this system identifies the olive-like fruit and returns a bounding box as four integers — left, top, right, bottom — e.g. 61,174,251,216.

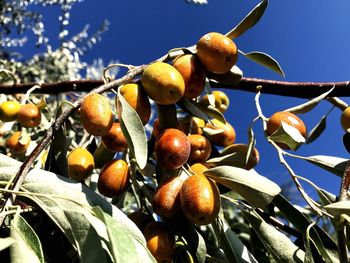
205,119,236,147
67,147,95,181
101,122,128,152
6,131,31,154
0,101,21,122
341,106,350,132
200,90,230,113
188,134,212,163
17,104,41,128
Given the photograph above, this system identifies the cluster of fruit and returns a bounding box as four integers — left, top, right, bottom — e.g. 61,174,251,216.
0,100,41,154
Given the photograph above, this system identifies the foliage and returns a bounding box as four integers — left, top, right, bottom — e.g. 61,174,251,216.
0,0,349,262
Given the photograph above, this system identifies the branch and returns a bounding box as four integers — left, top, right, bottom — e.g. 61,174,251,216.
1,78,350,99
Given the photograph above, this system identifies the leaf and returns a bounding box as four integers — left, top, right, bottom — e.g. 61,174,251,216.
178,98,226,123
0,154,152,263
287,153,347,177
284,86,335,114
317,188,336,206
202,127,225,136
212,216,258,263
10,213,44,263
0,237,15,251
324,201,350,219
204,166,281,208
306,115,327,144
207,65,243,86
242,209,305,263
93,207,156,263
246,127,256,167
304,223,316,263
239,50,285,77
225,0,268,39
273,194,339,263
268,121,306,150
117,91,148,169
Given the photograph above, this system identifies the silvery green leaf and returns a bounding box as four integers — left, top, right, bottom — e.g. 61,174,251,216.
268,121,306,150
202,127,225,136
207,65,243,86
240,51,285,77
284,86,335,114
225,0,268,39
324,201,350,219
117,91,148,169
0,237,15,251
306,115,326,144
204,166,281,208
10,214,44,263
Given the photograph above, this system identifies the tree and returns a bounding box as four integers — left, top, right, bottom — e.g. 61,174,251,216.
0,0,349,262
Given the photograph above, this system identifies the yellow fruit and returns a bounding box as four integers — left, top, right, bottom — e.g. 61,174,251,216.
67,148,95,181
200,90,230,113
266,111,307,138
0,101,21,122
205,119,236,147
80,93,113,136
190,163,209,175
118,83,151,125
180,174,220,225
196,32,238,74
6,131,31,154
341,106,350,132
17,104,41,128
141,62,185,105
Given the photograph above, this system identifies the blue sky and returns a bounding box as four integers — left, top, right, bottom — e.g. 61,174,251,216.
27,1,350,201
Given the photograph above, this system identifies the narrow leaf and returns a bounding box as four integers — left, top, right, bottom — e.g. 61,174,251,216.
246,128,256,167
117,91,148,169
284,86,335,114
242,209,305,263
226,0,268,39
10,213,44,263
207,65,243,86
240,50,285,77
304,223,316,263
204,166,281,208
324,201,350,219
306,115,327,144
212,216,258,263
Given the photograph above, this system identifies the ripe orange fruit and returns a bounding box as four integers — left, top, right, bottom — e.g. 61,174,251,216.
154,128,191,170
188,134,212,163
200,90,230,113
118,83,151,125
143,221,175,263
0,101,21,122
341,106,350,132
180,174,220,225
141,62,185,105
17,104,41,128
80,93,113,136
152,175,186,218
221,143,260,170
190,162,209,175
6,131,31,154
67,147,95,182
196,32,238,74
266,111,307,138
101,122,128,152
97,159,130,198
172,54,206,99
205,119,236,147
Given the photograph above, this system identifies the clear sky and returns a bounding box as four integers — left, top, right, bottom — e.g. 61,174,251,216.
27,1,350,202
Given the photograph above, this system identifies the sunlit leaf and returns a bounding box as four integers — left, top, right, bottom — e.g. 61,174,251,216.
212,216,258,263
207,65,243,86
324,201,350,219
242,209,305,262
10,213,44,263
204,166,281,208
239,50,285,77
117,91,148,169
0,237,15,251
225,0,268,39
246,128,256,167
268,121,306,150
306,115,326,144
284,86,335,114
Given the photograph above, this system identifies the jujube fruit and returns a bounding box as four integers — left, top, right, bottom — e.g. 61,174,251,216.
196,32,238,74
200,90,230,113
341,106,350,132
143,221,175,263
101,122,128,152
17,103,41,128
0,101,21,122
205,119,236,147
98,159,130,198
118,83,151,125
179,116,205,135
180,174,220,225
154,128,191,170
172,54,206,99
152,175,186,218
141,62,185,105
6,131,31,154
266,111,307,138
80,93,113,136
188,134,212,163
67,147,95,181
190,162,209,175
221,143,260,170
